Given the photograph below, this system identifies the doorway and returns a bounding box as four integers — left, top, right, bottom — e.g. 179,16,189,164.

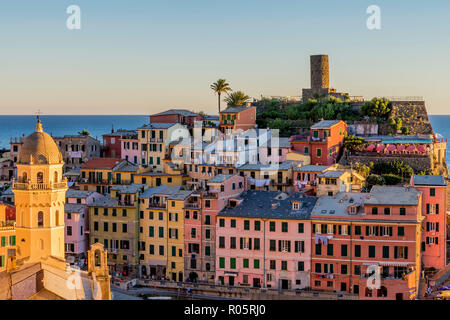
340,282,347,292
229,276,235,286
281,279,289,290
253,278,261,288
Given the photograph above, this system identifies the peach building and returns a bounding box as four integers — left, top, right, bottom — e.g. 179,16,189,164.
216,191,316,290
184,174,245,283
410,175,447,270
310,187,423,300
219,106,257,134
290,120,347,166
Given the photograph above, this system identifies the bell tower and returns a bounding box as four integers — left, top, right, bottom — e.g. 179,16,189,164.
13,119,68,263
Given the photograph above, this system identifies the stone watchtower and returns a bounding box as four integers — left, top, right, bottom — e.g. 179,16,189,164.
88,243,112,300
310,55,329,90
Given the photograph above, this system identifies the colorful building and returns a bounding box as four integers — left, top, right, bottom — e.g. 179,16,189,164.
80,158,139,193
410,175,447,270
258,137,291,165
290,120,347,165
219,106,257,134
89,184,146,276
53,135,101,173
293,164,330,194
315,170,365,197
216,191,316,289
120,131,139,165
102,129,137,159
149,109,204,128
310,187,423,300
64,189,104,265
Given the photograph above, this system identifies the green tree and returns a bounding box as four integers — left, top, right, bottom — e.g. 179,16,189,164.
78,129,90,136
224,91,250,107
361,97,392,118
210,79,231,113
344,136,366,152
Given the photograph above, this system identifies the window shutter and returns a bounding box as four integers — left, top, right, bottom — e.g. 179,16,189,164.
394,246,398,258
404,247,408,259
278,240,282,252
287,241,291,252
426,222,430,232
240,238,243,249
426,204,430,214
338,225,342,235
389,227,393,236
366,226,369,236
295,241,299,253
436,237,439,245
436,223,439,232
249,238,252,250
436,204,439,214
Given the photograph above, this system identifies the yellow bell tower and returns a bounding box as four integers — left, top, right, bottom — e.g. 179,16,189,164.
13,119,68,263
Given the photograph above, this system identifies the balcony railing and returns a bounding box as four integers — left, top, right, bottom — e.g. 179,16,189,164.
185,203,200,209
13,179,68,190
148,202,166,209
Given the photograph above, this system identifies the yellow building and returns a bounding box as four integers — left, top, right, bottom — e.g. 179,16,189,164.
138,185,190,280
316,169,365,197
2,119,111,300
89,184,146,277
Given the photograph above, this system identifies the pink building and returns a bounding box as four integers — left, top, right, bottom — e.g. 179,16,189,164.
410,175,447,270
121,131,140,165
185,174,245,282
258,137,291,164
64,189,104,265
216,191,316,289
311,187,422,300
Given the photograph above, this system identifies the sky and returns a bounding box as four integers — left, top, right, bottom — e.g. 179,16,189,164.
1,0,450,115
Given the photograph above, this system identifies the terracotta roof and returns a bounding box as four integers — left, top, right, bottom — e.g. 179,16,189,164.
81,157,121,170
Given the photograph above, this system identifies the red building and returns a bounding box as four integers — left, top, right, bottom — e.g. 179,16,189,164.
149,109,203,127
290,120,347,165
311,186,422,300
102,129,137,158
219,106,256,134
410,175,447,270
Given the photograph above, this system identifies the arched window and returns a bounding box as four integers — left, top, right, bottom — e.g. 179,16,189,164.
54,171,58,183
55,210,59,226
37,172,44,183
94,250,101,267
37,211,44,227
22,172,28,183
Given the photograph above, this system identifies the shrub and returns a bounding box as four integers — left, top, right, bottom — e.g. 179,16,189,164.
381,174,403,185
367,174,385,186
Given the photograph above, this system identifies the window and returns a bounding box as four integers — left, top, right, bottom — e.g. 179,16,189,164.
122,223,127,233
354,245,361,257
37,211,44,227
254,259,260,269
244,220,250,230
243,258,249,268
298,261,304,271
368,246,376,258
383,246,389,258
67,226,72,236
149,226,154,237
384,208,390,215
341,265,347,275
159,246,164,256
254,221,261,231
230,258,236,269
103,222,108,232
341,245,348,257
400,208,406,215
315,263,322,273
230,237,236,249
298,223,304,233
355,226,361,235
269,240,276,251
205,246,210,256
280,261,287,271
398,227,405,237
219,257,225,268
279,240,291,252
372,207,378,215
354,265,361,275
394,246,408,259
270,260,276,270
327,244,333,256
230,219,236,228
205,215,211,225
315,243,322,255
282,222,288,233
430,188,435,197
295,241,305,253
316,148,322,157
219,237,225,248
219,218,225,227
205,200,211,208
158,227,164,238
269,221,275,232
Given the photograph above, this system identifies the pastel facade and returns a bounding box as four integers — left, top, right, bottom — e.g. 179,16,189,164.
258,138,291,164
89,184,146,276
216,191,316,289
149,109,203,127
291,120,347,166
121,131,140,165
293,165,330,194
138,123,187,172
316,170,365,197
53,135,101,173
64,189,104,263
310,187,422,300
219,106,257,134
410,175,447,270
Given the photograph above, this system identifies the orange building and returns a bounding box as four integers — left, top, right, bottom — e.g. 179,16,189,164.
410,175,447,270
290,120,347,165
219,106,256,134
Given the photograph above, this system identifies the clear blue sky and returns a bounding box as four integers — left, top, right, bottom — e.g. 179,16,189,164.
1,0,449,115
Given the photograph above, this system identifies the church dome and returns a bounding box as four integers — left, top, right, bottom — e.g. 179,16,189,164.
18,120,63,165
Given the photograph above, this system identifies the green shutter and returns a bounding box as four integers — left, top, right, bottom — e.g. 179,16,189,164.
1,237,5,247
219,257,225,268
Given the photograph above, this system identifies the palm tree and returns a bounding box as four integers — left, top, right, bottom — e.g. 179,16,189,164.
210,79,231,114
224,91,250,107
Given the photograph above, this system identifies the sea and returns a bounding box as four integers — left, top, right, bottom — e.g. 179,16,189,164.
0,114,449,166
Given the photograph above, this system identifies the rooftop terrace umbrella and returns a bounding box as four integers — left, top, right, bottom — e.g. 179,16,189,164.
417,145,426,153
406,145,416,152
387,144,396,152
397,145,405,152
376,144,385,152
366,144,376,151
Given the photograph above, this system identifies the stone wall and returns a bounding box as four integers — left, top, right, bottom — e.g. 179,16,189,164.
346,154,433,173
380,101,434,135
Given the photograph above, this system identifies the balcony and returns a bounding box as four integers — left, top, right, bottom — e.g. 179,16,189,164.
13,179,68,190
148,202,167,209
185,203,200,209
202,192,219,199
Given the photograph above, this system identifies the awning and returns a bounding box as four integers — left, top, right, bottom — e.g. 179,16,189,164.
417,145,426,153
224,272,238,276
406,145,416,152
366,144,376,151
387,145,396,152
376,144,385,152
397,145,405,151
362,261,412,267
